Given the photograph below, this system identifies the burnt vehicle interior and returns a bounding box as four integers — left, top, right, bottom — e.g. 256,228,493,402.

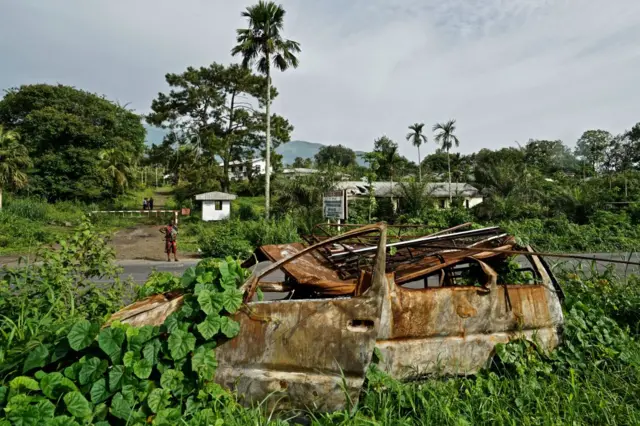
241,222,565,302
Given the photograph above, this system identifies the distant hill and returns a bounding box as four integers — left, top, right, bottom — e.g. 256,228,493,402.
142,125,366,166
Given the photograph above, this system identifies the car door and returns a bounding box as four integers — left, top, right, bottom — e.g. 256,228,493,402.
214,225,388,412
375,255,564,379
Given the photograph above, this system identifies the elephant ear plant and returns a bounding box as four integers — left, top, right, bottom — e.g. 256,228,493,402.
0,257,249,426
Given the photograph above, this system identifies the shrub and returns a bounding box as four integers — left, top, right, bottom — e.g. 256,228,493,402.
196,222,253,259
237,203,257,221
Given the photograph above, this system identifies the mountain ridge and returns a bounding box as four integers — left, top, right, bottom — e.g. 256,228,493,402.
143,124,366,166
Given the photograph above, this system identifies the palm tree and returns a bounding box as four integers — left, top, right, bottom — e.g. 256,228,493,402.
0,126,31,209
433,119,460,203
232,1,301,219
99,149,132,196
406,123,427,182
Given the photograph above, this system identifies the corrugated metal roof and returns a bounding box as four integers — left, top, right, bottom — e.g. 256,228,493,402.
333,181,480,198
195,191,238,201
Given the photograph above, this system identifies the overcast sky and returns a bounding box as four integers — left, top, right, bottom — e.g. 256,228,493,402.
2,0,640,158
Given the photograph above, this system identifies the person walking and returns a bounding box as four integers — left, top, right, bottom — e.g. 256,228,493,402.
142,198,148,211
149,197,154,210
160,222,179,262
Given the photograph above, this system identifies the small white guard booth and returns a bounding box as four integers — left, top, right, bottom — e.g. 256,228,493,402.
195,191,237,221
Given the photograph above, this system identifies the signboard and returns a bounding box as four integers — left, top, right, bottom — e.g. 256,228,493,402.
323,190,347,220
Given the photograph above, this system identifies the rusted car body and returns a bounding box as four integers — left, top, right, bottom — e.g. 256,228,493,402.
111,223,564,412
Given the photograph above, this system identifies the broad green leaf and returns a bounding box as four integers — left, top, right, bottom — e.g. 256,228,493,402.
47,415,81,426
197,290,223,316
147,388,171,413
160,369,184,394
40,372,78,399
63,391,92,419
6,405,39,426
34,399,55,419
9,376,39,392
63,363,81,381
167,330,196,360
98,327,125,363
196,315,222,340
153,407,181,426
123,351,138,368
194,282,216,296
133,359,153,379
0,386,7,405
181,266,197,287
109,392,132,421
90,378,109,404
142,339,162,364
67,320,99,351
220,316,241,339
94,402,108,421
108,365,125,392
163,312,181,333
121,384,136,405
191,346,218,381
221,288,243,313
22,344,49,373
78,357,107,385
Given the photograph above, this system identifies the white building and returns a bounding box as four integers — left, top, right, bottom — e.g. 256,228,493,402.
333,181,483,209
220,159,270,180
195,191,237,221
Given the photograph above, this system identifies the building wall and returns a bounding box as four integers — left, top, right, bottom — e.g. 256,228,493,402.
435,196,484,209
202,200,232,221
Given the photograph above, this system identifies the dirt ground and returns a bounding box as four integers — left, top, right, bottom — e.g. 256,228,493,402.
110,225,198,260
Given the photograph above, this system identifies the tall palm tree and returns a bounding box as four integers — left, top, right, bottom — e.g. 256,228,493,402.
232,1,301,219
406,123,427,182
0,126,31,209
99,149,132,196
433,119,460,203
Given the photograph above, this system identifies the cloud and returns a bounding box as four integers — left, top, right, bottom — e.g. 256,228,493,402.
1,0,640,159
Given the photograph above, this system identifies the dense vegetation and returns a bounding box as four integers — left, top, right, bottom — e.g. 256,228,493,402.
0,84,146,202
1,222,639,424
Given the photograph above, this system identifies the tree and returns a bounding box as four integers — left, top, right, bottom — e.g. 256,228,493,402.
314,145,357,168
0,84,145,202
232,0,301,218
147,63,292,192
432,119,460,202
524,139,577,175
0,126,31,209
99,149,133,196
575,130,612,175
406,123,427,182
291,157,312,168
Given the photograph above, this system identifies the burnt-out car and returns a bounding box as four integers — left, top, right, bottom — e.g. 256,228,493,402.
112,223,564,412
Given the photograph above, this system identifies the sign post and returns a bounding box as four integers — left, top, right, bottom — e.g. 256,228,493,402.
323,190,348,231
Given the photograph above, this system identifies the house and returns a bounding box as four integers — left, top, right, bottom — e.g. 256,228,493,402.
195,191,237,221
220,159,271,181
282,168,319,178
333,181,483,209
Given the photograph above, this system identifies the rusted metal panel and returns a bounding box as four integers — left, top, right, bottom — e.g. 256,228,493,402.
375,257,564,380
256,243,357,295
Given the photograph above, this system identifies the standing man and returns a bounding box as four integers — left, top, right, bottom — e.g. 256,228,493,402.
149,197,154,210
160,222,179,262
142,198,148,211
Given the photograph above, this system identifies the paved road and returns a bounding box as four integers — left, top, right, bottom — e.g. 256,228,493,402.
110,252,640,284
